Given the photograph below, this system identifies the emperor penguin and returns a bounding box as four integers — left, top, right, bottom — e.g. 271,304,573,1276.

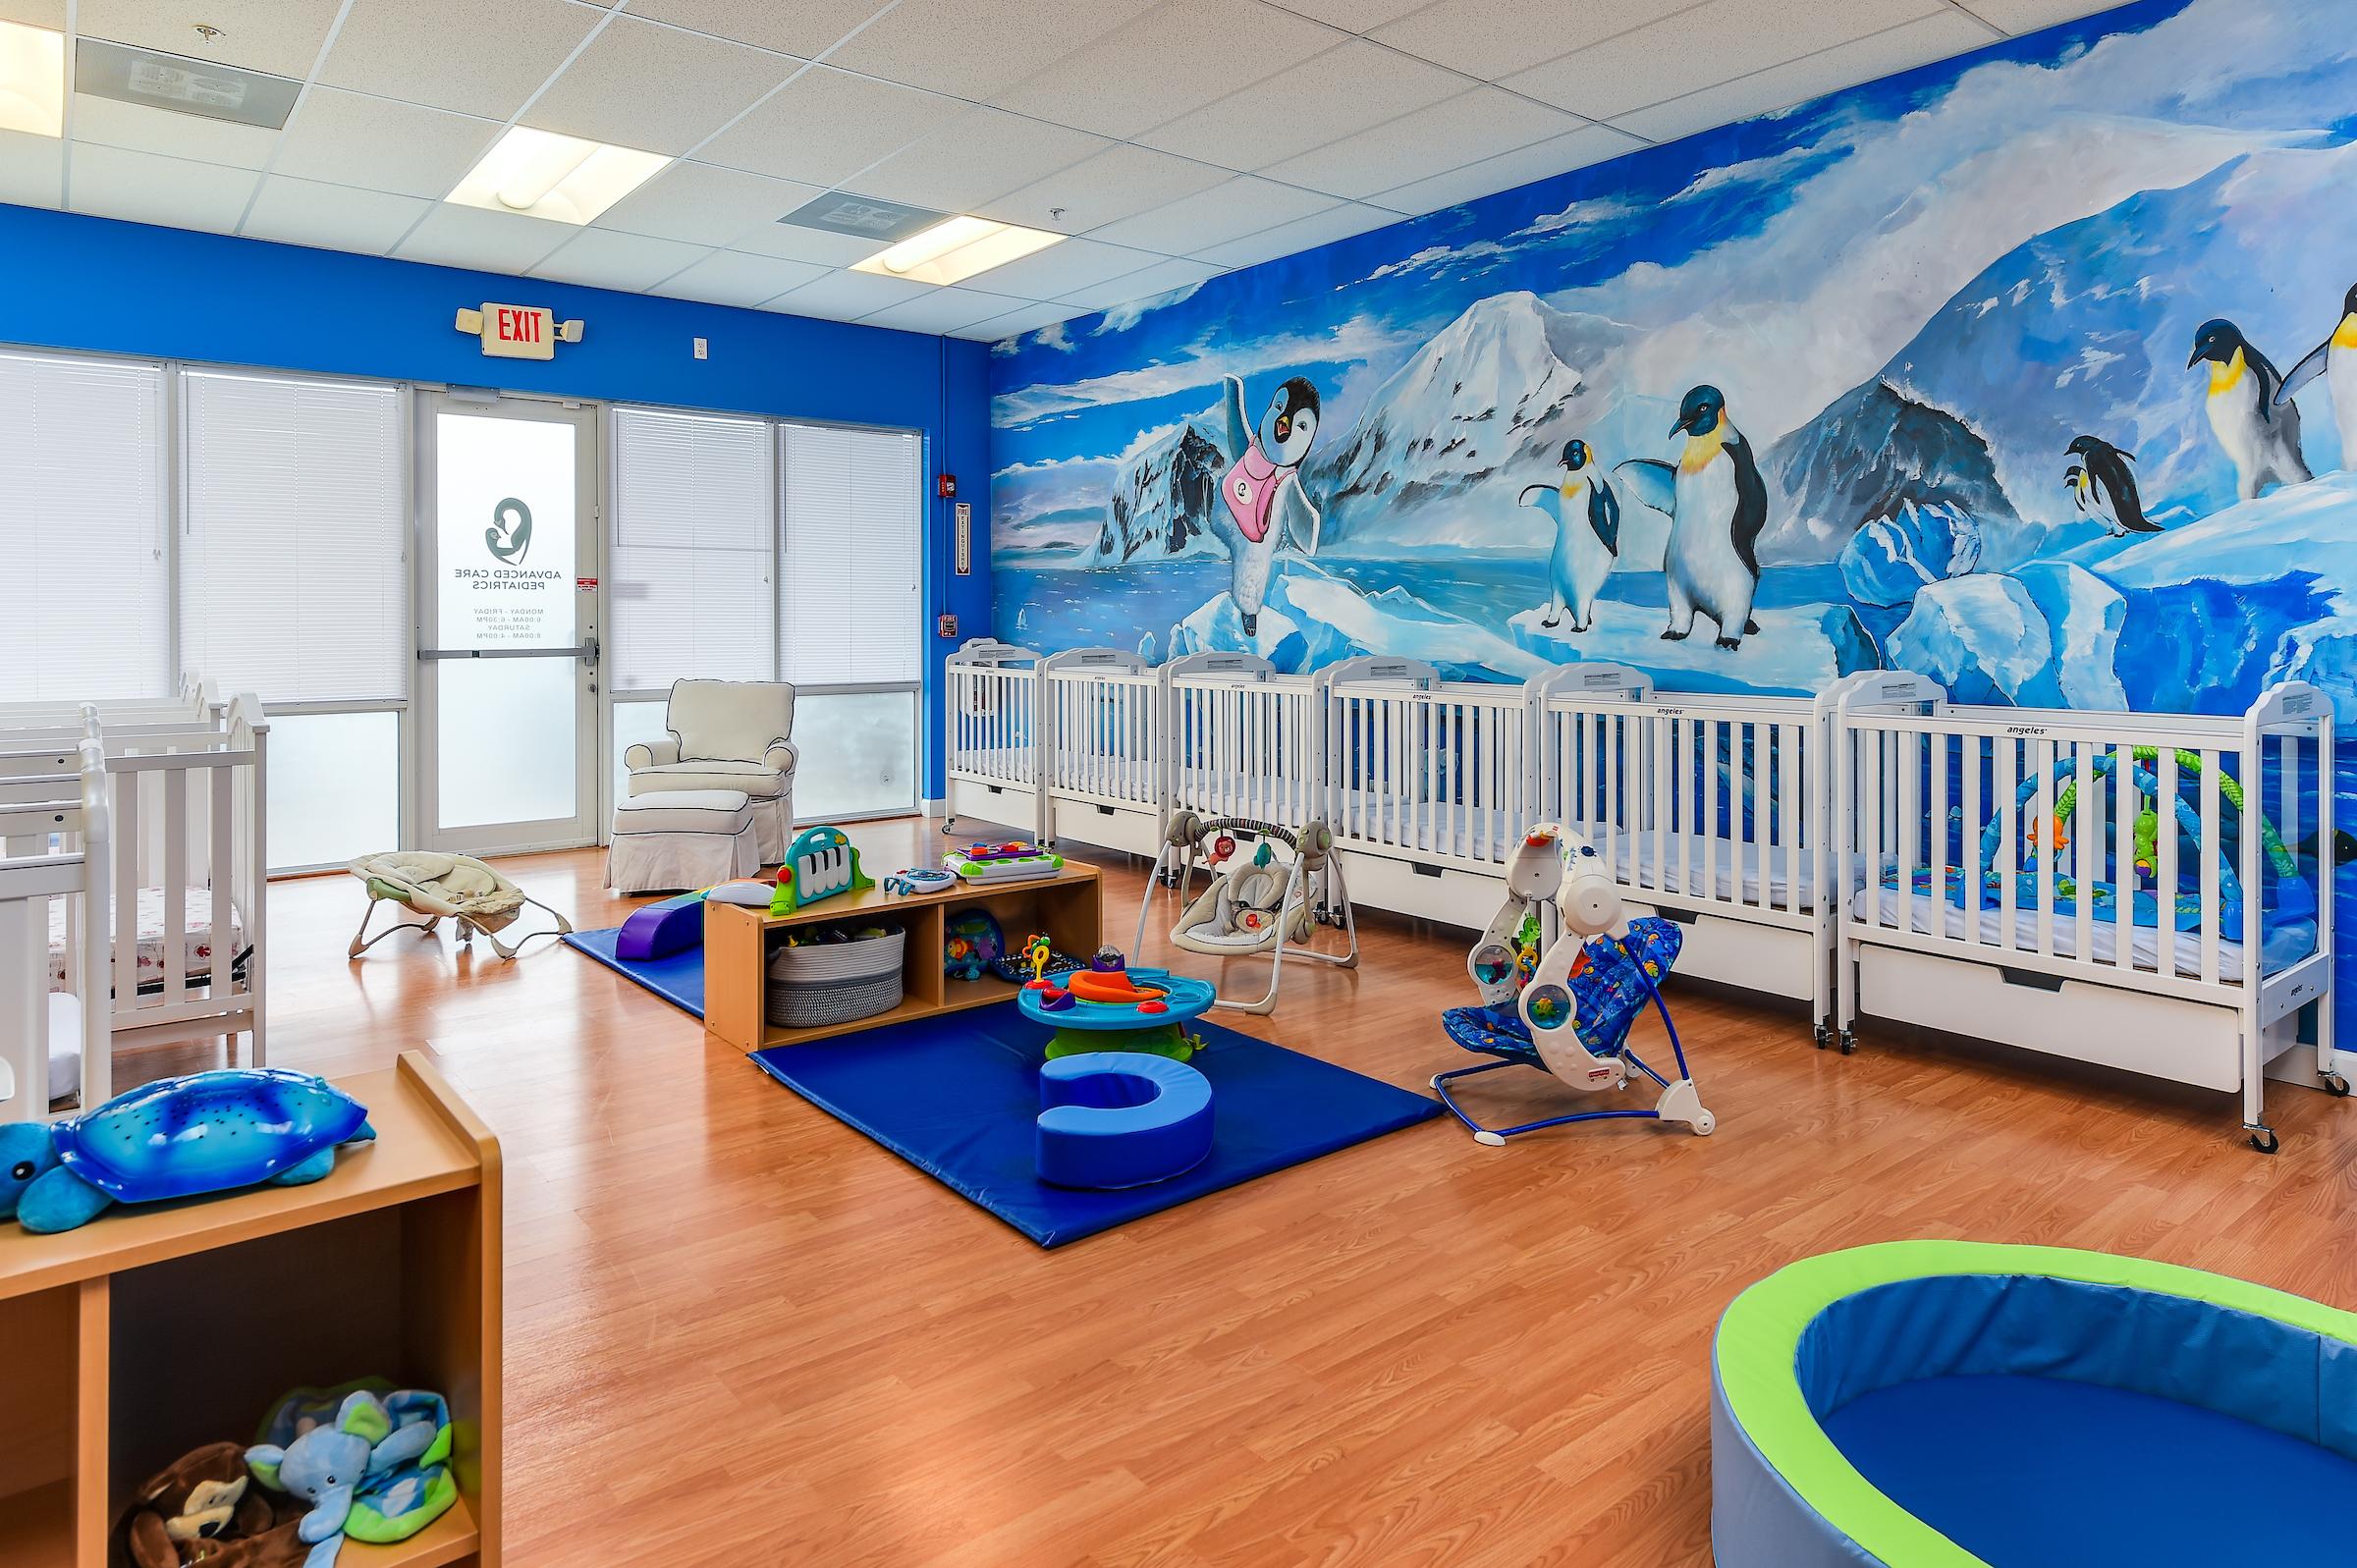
1616,385,1765,650
1517,439,1619,632
2064,435,2157,534
2188,318,2309,500
1218,374,1322,637
2064,460,2094,521
2275,281,2357,469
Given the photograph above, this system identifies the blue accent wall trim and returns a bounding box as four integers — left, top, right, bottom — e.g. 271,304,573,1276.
0,199,988,801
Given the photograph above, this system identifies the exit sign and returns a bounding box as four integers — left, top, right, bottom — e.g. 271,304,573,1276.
453,302,583,361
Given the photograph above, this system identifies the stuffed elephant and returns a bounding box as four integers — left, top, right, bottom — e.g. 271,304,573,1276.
246,1392,438,1568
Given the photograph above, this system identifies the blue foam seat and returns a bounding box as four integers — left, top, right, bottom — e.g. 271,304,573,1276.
1036,1052,1214,1190
616,892,704,961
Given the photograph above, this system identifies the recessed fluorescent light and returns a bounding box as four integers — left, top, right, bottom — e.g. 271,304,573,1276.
0,20,65,138
447,127,670,226
851,215,1064,287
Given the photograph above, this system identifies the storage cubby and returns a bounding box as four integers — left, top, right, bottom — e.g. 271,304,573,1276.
0,1053,499,1568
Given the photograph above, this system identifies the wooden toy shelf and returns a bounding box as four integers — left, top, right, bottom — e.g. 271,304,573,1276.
0,1051,500,1568
704,859,1105,1052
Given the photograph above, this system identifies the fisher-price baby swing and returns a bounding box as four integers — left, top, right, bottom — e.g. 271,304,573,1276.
1434,823,1714,1146
1133,810,1357,1014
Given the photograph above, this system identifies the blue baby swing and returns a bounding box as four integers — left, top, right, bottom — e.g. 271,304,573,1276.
1434,824,1714,1146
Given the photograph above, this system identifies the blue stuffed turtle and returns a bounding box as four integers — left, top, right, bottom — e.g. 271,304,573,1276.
0,1068,374,1234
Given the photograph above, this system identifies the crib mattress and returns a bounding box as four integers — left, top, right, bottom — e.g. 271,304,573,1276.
1607,831,1830,911
48,887,245,991
1852,887,2314,983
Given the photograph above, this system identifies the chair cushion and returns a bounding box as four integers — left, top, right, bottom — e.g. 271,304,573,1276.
667,680,794,765
629,759,786,797
613,789,751,836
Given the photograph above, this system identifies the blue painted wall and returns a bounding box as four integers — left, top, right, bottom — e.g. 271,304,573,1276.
0,199,985,800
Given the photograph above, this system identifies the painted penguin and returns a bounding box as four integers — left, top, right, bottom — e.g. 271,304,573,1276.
1218,374,1322,637
2064,435,2157,534
1616,386,1764,650
2275,281,2357,469
2064,460,2095,522
2188,318,2308,500
1517,439,1619,632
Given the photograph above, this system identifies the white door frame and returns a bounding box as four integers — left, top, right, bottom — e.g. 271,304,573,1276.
413,392,604,857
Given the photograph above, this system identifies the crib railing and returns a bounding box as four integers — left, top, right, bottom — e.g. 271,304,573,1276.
0,739,109,1120
1163,653,1322,829
1044,648,1160,812
1316,656,1538,873
944,639,1041,789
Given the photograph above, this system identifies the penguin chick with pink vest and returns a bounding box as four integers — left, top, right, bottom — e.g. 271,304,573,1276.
1216,373,1323,636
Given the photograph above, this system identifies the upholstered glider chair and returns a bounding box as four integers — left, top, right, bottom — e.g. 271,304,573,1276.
624,679,796,862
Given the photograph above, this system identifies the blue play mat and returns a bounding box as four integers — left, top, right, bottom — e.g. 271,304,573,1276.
564,926,705,1015
752,1001,1440,1247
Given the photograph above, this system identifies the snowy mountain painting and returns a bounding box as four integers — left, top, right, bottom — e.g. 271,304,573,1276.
989,0,2357,1018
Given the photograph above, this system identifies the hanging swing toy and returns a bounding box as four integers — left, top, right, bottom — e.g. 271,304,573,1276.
1434,823,1714,1146
1133,811,1358,1015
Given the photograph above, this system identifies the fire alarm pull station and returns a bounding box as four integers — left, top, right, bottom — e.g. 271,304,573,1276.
937,614,959,639
937,472,958,499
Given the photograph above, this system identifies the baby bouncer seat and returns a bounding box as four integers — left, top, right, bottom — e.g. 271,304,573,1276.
347,851,574,961
1133,812,1357,1014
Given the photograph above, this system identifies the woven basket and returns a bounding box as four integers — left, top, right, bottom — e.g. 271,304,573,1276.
767,928,905,1028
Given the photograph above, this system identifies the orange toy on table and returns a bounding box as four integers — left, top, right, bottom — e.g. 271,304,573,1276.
1066,970,1169,1005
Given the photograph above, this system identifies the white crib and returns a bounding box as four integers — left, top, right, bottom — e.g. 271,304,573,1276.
1042,647,1164,855
1162,653,1323,833
0,739,110,1119
1835,674,2336,1150
1537,665,1853,1040
1316,656,1539,931
942,639,1047,842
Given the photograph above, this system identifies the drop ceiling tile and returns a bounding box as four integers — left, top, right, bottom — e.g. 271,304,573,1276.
960,237,1167,301
76,0,343,78
995,0,1336,141
953,298,1090,343
825,0,1160,103
1503,0,1945,122
67,142,257,233
242,174,430,251
531,227,711,291
1258,84,1581,200
1137,39,1462,171
652,247,826,306
1088,174,1335,255
0,1,65,27
1188,199,1399,268
696,65,960,189
1607,8,1987,143
1369,121,1632,214
765,267,932,321
1055,254,1223,309
70,93,282,170
979,143,1231,236
730,215,889,267
593,159,820,247
523,15,795,155
272,88,500,200
393,202,575,274
1371,0,1657,81
318,0,602,120
0,129,64,208
848,106,1110,214
623,0,889,57
1264,0,1426,28
857,287,1029,335
1961,0,2118,33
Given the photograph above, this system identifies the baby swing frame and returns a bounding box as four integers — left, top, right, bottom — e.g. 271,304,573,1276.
1132,812,1358,1015
1433,978,1698,1146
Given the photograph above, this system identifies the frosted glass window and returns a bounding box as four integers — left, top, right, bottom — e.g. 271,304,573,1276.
610,406,774,691
180,371,409,704
779,423,921,685
436,658,577,830
0,351,169,702
268,710,400,871
793,689,917,818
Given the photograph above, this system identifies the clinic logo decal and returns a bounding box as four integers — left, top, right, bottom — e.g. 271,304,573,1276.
486,497,532,566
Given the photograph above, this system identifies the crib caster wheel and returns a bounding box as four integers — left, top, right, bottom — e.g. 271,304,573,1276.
2249,1127,2280,1155
1813,1024,1831,1051
1473,1130,1507,1148
1838,1030,1857,1056
2323,1072,2350,1098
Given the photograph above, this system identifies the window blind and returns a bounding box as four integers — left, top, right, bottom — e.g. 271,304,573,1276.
179,370,409,704
779,423,921,686
608,406,775,692
0,351,170,702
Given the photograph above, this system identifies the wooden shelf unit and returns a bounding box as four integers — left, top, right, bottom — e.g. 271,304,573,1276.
0,1052,501,1568
704,858,1105,1052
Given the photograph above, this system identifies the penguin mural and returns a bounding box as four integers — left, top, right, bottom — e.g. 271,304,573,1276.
2276,281,2357,468
1615,386,1765,650
2064,460,2095,523
1517,439,1619,632
2064,435,2157,534
1216,374,1322,637
2188,318,2309,500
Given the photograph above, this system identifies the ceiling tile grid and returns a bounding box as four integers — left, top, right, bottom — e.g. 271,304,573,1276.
3,0,2125,342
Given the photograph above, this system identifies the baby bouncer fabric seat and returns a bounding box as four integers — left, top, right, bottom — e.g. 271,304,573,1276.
347,850,574,960
624,679,796,863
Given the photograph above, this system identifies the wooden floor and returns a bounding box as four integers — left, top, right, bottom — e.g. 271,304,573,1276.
146,817,2357,1567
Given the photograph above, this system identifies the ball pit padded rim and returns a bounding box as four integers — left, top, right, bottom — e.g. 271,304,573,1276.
1715,1241,2357,1568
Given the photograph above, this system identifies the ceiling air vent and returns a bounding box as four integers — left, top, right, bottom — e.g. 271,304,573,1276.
75,37,301,130
777,192,945,244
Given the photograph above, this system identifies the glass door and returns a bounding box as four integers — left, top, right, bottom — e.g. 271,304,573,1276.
416,394,600,855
